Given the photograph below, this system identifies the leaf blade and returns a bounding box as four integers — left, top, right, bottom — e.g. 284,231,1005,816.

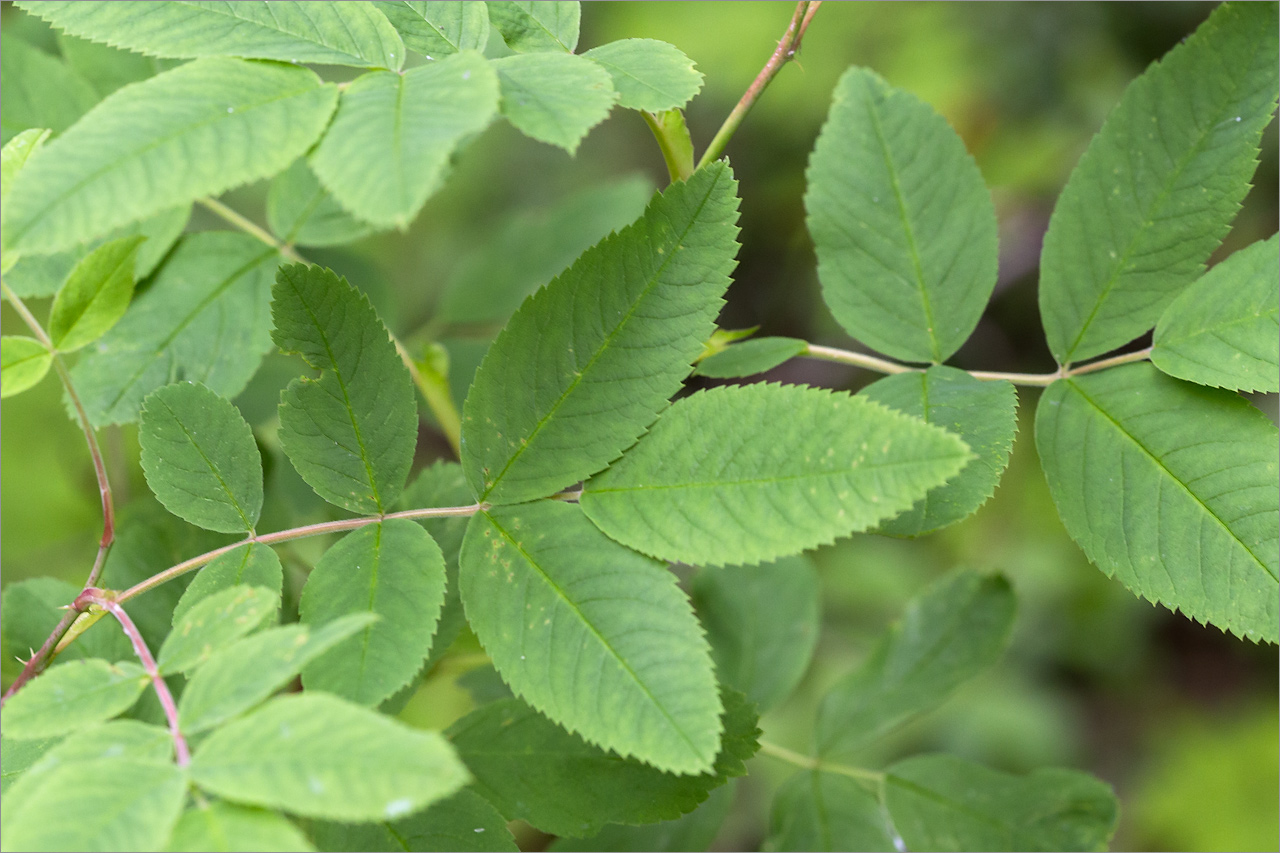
171,542,284,626
0,335,52,399
767,771,895,852
583,39,704,112
1,659,148,740
166,803,315,853
48,235,144,352
492,53,617,154
372,1,490,58
487,1,579,53
158,585,277,675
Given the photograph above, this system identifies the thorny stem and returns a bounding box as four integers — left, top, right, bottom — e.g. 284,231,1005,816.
90,593,190,765
757,739,886,784
697,0,821,170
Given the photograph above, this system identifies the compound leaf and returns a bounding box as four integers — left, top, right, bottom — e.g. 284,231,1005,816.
309,54,499,229
815,571,1015,759
1035,362,1279,643
581,383,973,567
372,1,490,58
461,162,740,504
583,39,703,112
0,336,51,399
1152,234,1280,393
1,659,147,740
166,803,314,853
1,58,337,256
300,519,447,707
15,1,405,70
1038,2,1279,364
693,336,807,379
267,158,374,248
171,543,284,626
766,771,895,852
48,235,143,352
158,585,277,675
860,366,1018,536
190,693,470,822
272,264,417,514
447,689,758,837
139,382,264,534
0,35,98,145
459,500,723,775
806,66,998,363
488,1,579,53
884,754,1119,852
492,53,617,154
308,789,517,852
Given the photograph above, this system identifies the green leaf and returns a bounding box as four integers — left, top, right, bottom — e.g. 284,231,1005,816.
1152,234,1280,393
172,543,284,626
57,32,164,99
272,264,417,514
0,336,52,399
766,771,895,852
436,175,652,327
1,658,148,740
0,35,98,144
1,128,50,205
300,520,447,706
308,788,517,852
1035,362,1279,643
1,577,133,666
448,689,758,836
0,735,62,796
372,1,490,58
860,366,1018,536
581,383,973,567
190,692,470,822
178,613,375,733
166,803,315,853
815,571,1015,759
2,58,338,256
266,159,374,248
1038,3,1280,364
158,585,277,675
884,754,1119,851
310,54,499,229
139,382,264,533
550,783,735,853
459,500,723,775
806,66,998,363
492,53,617,154
583,39,704,112
0,755,187,853
461,162,740,504
16,1,406,70
693,337,807,378
691,556,820,713
488,1,579,53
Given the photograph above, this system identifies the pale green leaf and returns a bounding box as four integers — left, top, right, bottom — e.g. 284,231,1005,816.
550,784,735,853
166,803,315,853
172,543,284,626
16,1,405,70
0,735,62,796
310,54,499,229
860,366,1018,536
492,53,617,154
308,789,517,852
815,571,1015,759
459,500,723,775
1038,3,1279,364
447,689,757,836
372,1,490,57
1152,234,1280,393
1035,362,1279,643
461,163,740,504
436,175,652,327
1,659,147,740
766,771,895,852
139,382,264,533
1,58,337,255
158,585,277,675
488,1,578,53
806,66,998,363
300,520,447,706
266,159,374,248
583,39,703,112
581,383,973,567
884,754,1119,851
1,128,50,205
691,556,820,713
57,32,165,98
693,337,807,379
272,264,417,514
190,693,470,822
0,336,52,399
1,577,133,665
0,35,98,144
178,613,375,733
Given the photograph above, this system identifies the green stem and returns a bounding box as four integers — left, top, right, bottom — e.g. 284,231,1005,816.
642,109,696,183
197,197,308,264
757,739,886,783
697,0,822,170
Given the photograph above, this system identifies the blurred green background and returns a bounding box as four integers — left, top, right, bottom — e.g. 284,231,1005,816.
2,3,1276,851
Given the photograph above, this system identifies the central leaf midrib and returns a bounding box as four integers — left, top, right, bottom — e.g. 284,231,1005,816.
162,397,253,531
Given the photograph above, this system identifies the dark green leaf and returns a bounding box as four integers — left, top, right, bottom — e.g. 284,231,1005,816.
1,659,148,740
166,803,315,853
550,783,735,852
693,337,807,378
372,2,490,58
583,39,704,112
266,159,374,248
308,788,517,852
158,585,278,675
766,771,895,852
172,543,284,626
488,1,579,53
